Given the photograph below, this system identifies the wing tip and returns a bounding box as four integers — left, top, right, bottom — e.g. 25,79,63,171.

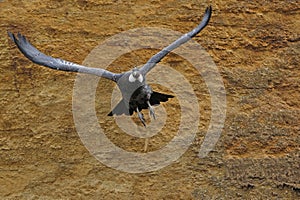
204,5,212,22
8,31,29,44
7,31,16,43
8,31,29,46
195,5,212,30
207,5,212,13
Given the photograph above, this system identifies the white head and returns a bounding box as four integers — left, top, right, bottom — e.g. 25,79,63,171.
129,68,143,83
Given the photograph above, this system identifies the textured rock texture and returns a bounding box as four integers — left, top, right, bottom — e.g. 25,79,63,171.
0,0,299,199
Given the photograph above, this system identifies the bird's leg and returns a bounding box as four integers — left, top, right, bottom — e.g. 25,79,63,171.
136,107,146,127
147,101,156,120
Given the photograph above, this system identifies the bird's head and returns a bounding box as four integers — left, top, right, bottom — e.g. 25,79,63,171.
129,67,144,83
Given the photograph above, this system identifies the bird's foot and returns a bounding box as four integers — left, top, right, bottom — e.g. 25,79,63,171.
147,101,156,120
136,108,146,127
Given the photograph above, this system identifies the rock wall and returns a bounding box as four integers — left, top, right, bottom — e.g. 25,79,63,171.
0,0,299,199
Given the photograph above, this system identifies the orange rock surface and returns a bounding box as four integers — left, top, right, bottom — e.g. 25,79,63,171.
0,0,299,199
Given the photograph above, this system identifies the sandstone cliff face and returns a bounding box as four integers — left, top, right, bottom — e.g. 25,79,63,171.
0,0,299,199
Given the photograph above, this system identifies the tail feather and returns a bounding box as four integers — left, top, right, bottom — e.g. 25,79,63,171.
108,92,174,116
150,91,174,106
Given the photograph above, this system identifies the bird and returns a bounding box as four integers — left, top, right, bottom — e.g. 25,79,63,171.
8,6,212,127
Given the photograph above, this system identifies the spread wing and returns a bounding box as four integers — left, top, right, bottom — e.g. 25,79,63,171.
140,6,212,75
8,32,121,82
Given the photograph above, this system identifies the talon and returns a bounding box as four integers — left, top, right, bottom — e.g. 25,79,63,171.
136,107,146,127
147,101,156,120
